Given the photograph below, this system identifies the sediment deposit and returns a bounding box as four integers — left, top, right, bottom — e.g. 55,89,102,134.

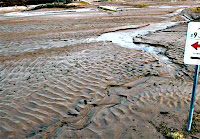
1,1,200,138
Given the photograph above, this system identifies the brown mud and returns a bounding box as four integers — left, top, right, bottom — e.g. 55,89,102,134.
1,1,200,138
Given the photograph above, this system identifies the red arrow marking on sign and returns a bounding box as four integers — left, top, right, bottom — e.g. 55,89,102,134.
192,42,200,50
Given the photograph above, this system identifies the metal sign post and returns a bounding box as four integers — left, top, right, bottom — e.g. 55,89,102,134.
187,65,199,131
184,22,200,131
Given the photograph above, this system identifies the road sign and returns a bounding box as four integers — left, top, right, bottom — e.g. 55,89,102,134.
184,22,200,131
184,22,200,65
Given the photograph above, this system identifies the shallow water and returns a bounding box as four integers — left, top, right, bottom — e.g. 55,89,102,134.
88,22,180,63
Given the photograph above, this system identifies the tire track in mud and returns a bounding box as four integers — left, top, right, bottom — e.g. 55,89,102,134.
0,42,165,138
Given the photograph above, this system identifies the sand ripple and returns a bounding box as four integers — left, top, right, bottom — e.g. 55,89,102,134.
0,33,199,138
0,42,166,138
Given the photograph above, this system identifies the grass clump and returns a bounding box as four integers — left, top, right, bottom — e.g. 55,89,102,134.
78,1,90,5
166,131,184,139
189,7,200,13
68,1,90,6
159,112,200,138
133,3,149,8
160,124,185,139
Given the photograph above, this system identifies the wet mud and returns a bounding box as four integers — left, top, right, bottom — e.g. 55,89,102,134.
1,1,200,138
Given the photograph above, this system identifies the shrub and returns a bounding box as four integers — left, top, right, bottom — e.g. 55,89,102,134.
160,124,185,139
78,1,90,5
133,3,149,8
189,7,200,13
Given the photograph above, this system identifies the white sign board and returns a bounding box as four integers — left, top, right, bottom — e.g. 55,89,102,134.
184,22,200,65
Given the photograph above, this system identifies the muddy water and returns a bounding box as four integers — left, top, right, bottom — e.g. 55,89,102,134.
89,22,180,63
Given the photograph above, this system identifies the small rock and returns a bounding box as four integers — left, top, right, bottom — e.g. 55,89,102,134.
160,111,169,115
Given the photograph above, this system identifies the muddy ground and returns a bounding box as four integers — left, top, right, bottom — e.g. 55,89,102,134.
0,1,200,138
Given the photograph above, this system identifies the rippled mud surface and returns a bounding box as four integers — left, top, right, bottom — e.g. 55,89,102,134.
1,41,199,138
0,42,166,138
1,1,200,138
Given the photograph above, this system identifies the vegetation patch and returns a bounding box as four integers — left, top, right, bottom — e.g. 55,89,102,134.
67,1,90,6
160,124,184,139
133,3,149,8
159,112,200,138
78,1,90,5
188,7,200,13
24,2,76,11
